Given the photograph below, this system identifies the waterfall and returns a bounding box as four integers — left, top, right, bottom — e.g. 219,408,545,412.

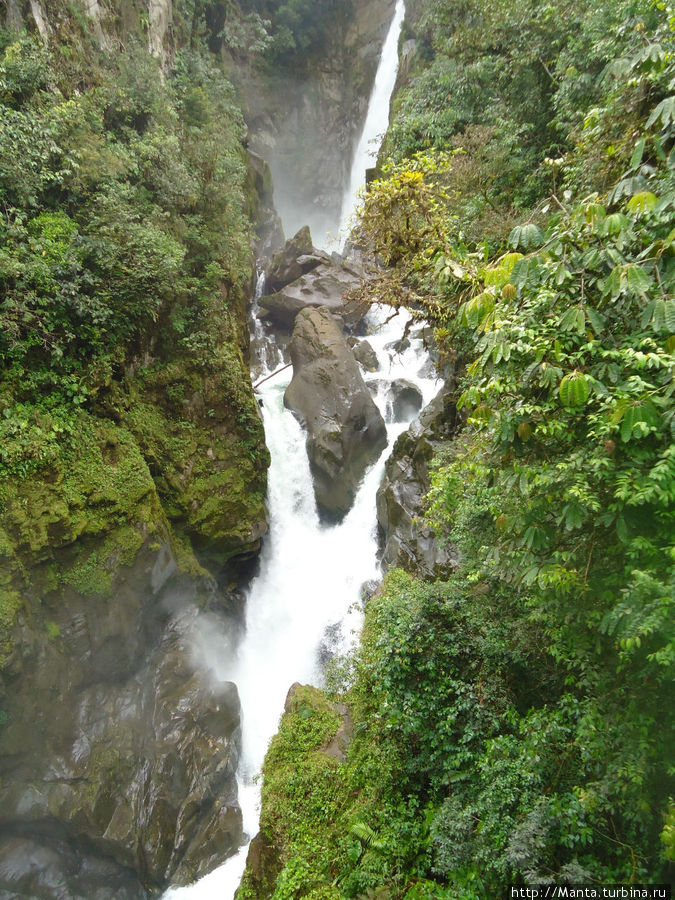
336,0,405,249
164,307,438,900
162,6,425,897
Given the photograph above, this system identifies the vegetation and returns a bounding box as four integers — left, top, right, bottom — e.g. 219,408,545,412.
0,9,268,664
249,0,675,896
244,0,353,65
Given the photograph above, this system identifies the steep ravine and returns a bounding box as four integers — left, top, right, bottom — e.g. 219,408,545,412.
161,3,456,896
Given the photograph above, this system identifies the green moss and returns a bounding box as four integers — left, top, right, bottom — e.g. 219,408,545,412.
238,686,349,900
0,413,184,664
123,355,268,560
0,585,22,667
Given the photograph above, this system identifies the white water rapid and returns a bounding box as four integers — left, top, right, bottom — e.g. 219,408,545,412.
336,0,405,249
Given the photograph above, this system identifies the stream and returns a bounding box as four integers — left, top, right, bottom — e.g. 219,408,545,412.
164,3,413,896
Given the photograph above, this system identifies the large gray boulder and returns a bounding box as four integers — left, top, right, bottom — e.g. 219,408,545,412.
284,307,387,520
259,260,369,332
265,226,318,293
376,384,460,578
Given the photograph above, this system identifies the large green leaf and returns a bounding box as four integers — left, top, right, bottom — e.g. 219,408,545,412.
559,371,590,407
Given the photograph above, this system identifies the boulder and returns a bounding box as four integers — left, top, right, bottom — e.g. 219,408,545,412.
365,378,424,423
265,226,316,293
284,307,387,520
349,338,379,372
258,261,369,332
389,379,424,422
376,384,460,578
385,336,411,354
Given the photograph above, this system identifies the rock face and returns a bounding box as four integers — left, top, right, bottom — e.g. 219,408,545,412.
284,307,387,520
0,835,146,900
28,0,51,39
349,338,379,372
247,150,285,259
234,0,397,246
148,0,173,65
83,0,111,49
0,543,243,897
377,384,460,577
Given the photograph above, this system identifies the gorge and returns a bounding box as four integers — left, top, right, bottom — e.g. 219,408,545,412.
0,0,672,897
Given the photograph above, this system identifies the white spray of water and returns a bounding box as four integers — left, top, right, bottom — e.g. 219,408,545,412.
336,0,405,249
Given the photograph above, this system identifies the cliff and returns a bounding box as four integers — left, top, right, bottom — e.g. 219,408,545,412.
0,2,269,893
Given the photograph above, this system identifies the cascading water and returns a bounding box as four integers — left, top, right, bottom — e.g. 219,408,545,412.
165,309,439,900
336,0,405,249
163,5,421,897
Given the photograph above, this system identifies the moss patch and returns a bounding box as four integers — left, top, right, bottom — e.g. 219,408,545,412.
123,349,269,561
0,414,171,665
238,686,348,900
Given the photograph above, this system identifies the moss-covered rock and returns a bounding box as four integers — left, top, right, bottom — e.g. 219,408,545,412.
122,351,269,568
0,416,166,664
237,684,350,900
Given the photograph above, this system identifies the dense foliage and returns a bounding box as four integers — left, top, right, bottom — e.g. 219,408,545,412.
382,0,674,241
0,28,257,477
252,0,675,896
239,0,352,65
0,9,269,660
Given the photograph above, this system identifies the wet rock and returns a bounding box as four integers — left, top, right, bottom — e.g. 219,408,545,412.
366,379,424,423
0,546,243,895
0,833,146,899
417,356,438,380
248,151,284,259
385,336,411,354
349,338,379,372
284,307,387,520
377,383,460,578
389,379,424,422
265,226,318,292
258,260,369,332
